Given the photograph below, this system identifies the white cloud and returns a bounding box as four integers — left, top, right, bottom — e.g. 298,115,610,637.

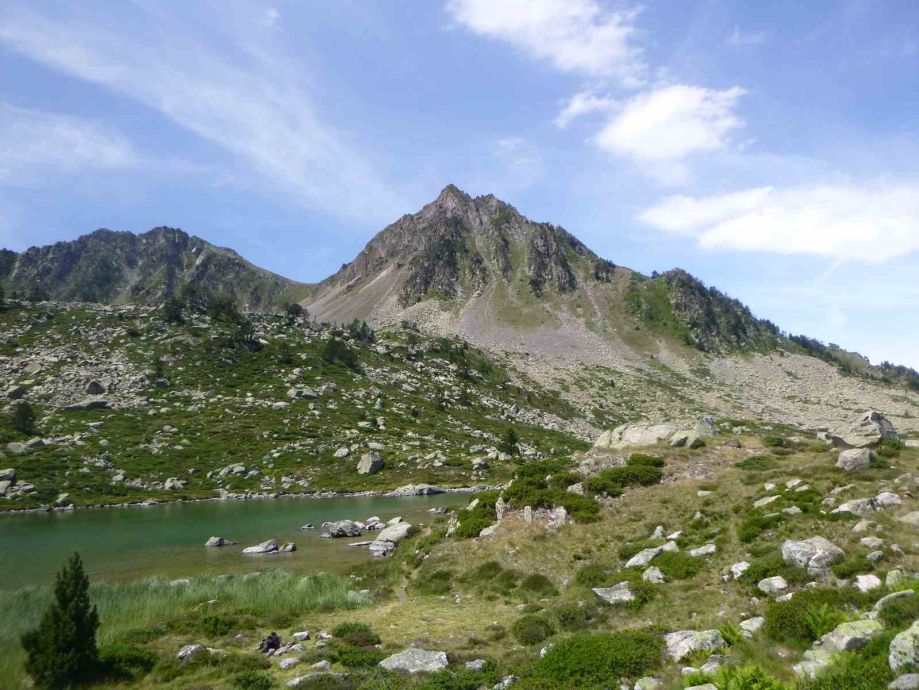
638,183,919,262
0,6,402,224
593,84,746,183
263,8,280,28
726,25,768,47
0,104,139,183
554,90,618,129
446,0,646,87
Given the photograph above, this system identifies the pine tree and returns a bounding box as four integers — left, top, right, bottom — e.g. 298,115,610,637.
499,427,519,455
21,553,100,689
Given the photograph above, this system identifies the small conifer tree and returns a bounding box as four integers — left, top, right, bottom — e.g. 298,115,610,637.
21,553,100,689
13,402,35,435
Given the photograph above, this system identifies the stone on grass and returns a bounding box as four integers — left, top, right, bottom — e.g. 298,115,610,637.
841,410,899,448
279,658,300,670
899,512,919,527
889,674,919,690
592,423,677,450
758,576,787,594
663,630,725,662
754,495,780,508
890,620,919,672
643,567,666,584
357,452,384,475
794,648,834,678
739,617,765,638
379,649,448,674
178,644,203,661
820,619,883,652
689,544,717,557
837,448,874,471
855,574,882,593
782,537,845,574
376,522,413,544
671,431,705,448
593,582,635,605
465,660,486,671
834,498,876,517
626,547,662,568
876,492,902,509
731,562,750,579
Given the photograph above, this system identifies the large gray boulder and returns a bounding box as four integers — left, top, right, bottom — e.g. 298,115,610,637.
387,484,445,496
0,468,15,482
663,630,725,662
242,539,279,554
670,431,705,449
325,520,362,538
379,649,448,674
837,448,874,471
357,452,384,475
890,674,919,690
821,619,883,652
65,397,111,412
626,547,662,568
891,620,919,671
592,423,677,451
782,537,845,574
841,410,899,448
375,522,413,544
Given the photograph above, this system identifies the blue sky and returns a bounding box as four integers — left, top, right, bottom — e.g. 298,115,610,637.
1,1,917,367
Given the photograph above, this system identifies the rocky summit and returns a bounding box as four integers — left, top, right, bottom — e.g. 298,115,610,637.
1,186,919,690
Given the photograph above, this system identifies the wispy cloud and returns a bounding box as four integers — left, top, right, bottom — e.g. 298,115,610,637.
726,25,769,47
0,104,140,184
263,8,280,28
446,0,647,88
0,5,403,224
638,183,919,262
554,90,618,129
594,85,746,183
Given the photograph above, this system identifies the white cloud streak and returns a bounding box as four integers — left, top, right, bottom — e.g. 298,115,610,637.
726,25,769,47
0,6,402,223
638,183,919,262
446,0,646,87
553,90,618,129
0,104,140,183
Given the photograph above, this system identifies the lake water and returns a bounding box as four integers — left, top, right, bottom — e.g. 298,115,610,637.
0,494,469,591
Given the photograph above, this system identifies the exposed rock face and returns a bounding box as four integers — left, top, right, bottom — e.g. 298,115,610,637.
324,520,362,538
4,226,305,308
379,649,448,674
782,537,845,574
840,410,899,448
375,522,413,544
593,582,635,605
891,620,919,671
820,619,882,651
593,423,677,451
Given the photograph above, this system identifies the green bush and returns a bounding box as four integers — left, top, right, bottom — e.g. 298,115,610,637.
876,440,901,459
454,492,500,539
520,574,558,597
527,631,662,688
233,670,275,690
716,664,789,690
552,603,596,631
201,614,235,637
654,551,704,580
474,561,504,581
803,603,846,639
342,629,381,647
879,596,919,628
333,645,387,668
601,465,663,487
809,443,829,453
737,513,783,543
503,462,600,524
453,515,493,539
414,570,454,596
512,615,555,645
765,588,869,642
830,556,874,579
734,455,780,471
97,643,157,680
741,555,808,587
762,436,785,447
575,565,607,587
627,453,666,468
421,661,500,690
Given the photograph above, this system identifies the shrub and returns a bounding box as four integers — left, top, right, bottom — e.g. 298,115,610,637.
735,455,779,471
512,615,555,645
654,551,704,580
422,661,500,690
830,556,874,579
803,603,846,639
520,574,558,597
876,440,901,459
21,552,100,689
529,631,662,687
809,443,829,453
762,436,785,447
333,645,387,668
741,555,808,587
342,629,381,647
499,427,519,455
553,603,593,631
233,670,275,690
575,565,607,587
718,623,744,647
474,561,504,581
201,614,235,637
602,465,663,486
453,515,493,539
627,453,666,468
869,454,890,469
737,513,783,543
716,664,788,690
765,588,869,642
13,401,36,435
97,643,157,680
332,622,370,638
415,570,454,596
879,596,919,628
454,492,499,539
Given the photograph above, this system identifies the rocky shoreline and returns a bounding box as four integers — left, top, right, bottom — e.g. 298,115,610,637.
0,483,490,517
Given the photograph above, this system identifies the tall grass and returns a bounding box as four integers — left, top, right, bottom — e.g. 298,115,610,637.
0,570,366,688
